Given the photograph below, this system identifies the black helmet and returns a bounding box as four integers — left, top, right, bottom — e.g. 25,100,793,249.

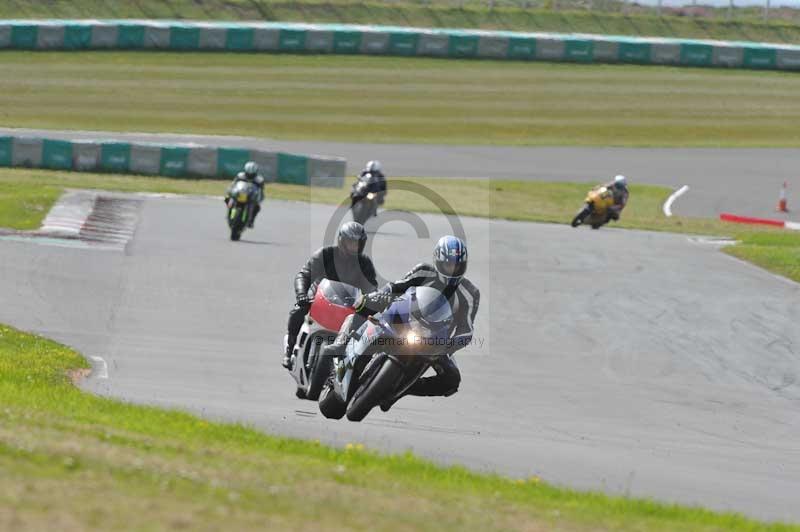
337,221,367,256
433,235,467,286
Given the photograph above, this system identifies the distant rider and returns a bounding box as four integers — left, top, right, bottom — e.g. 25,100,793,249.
283,222,378,369
603,174,629,223
226,161,265,228
325,235,480,412
352,160,387,207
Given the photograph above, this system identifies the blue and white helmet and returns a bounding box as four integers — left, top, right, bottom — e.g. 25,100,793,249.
613,174,627,189
433,236,468,285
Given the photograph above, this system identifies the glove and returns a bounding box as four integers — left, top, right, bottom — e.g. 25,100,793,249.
296,294,311,308
355,291,393,315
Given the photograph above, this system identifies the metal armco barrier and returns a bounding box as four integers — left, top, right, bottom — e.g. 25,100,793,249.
0,135,346,188
1,20,799,71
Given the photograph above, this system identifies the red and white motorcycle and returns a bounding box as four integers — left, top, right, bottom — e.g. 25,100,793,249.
285,279,361,400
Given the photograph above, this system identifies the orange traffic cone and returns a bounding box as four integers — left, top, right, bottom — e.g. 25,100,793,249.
777,182,789,213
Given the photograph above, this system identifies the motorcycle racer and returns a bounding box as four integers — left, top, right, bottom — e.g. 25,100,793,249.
352,160,387,206
282,222,378,369
225,161,265,228
324,235,479,412
603,174,629,222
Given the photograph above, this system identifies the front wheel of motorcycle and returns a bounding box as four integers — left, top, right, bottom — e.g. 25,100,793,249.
571,205,591,228
346,358,403,422
352,202,368,225
318,381,346,420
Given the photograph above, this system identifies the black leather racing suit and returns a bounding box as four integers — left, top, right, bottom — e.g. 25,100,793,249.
286,246,378,353
346,263,480,397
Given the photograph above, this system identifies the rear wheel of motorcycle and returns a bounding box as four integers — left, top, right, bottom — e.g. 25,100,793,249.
307,342,333,401
346,358,403,422
318,381,346,420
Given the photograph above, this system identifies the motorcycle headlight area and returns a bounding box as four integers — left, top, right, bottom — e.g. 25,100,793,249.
236,192,249,203
403,323,435,347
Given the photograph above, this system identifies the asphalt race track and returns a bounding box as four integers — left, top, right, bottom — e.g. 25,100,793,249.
2,127,798,219
1,194,799,522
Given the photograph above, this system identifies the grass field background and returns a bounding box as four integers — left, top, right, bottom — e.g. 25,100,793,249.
1,322,798,531
1,52,799,148
4,0,800,44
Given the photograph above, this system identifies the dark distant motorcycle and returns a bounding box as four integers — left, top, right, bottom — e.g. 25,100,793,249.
350,176,379,225
318,286,455,422
285,279,361,400
226,180,257,241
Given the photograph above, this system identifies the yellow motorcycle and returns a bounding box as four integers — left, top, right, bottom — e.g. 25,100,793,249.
571,186,616,229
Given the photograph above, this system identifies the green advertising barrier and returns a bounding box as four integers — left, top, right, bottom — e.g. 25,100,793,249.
225,27,254,51
101,142,131,172
2,20,800,73
0,137,11,167
279,28,306,52
42,139,73,170
507,37,536,60
744,47,777,69
0,134,344,187
681,43,713,66
277,154,309,185
117,24,145,48
333,31,362,54
217,148,250,178
64,24,92,49
449,34,479,58
565,39,594,62
618,41,652,63
170,25,200,50
11,24,37,49
159,146,190,177
388,32,418,56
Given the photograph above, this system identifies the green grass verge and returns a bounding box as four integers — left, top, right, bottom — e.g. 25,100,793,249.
4,0,800,44
2,167,799,284
0,182,61,230
724,231,800,282
2,322,798,531
2,52,800,147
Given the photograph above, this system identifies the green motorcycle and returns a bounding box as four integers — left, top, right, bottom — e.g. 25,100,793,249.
226,180,257,241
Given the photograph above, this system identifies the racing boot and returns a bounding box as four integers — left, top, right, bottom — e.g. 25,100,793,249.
282,340,293,370
248,204,260,228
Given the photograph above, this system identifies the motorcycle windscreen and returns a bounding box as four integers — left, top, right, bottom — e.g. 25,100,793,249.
380,287,453,341
309,279,361,332
409,286,453,338
318,279,361,307
231,180,254,203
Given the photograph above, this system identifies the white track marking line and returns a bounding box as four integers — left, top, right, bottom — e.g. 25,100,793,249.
786,221,800,231
663,185,689,217
89,356,109,379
